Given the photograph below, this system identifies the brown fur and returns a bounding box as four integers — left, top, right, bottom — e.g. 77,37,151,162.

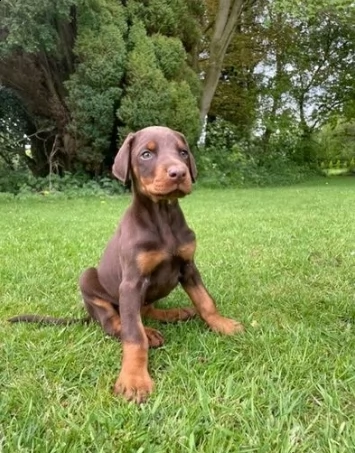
136,250,169,275
146,141,156,151
9,126,244,404
176,241,196,261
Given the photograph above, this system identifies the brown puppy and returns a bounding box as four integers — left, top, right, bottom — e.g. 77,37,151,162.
10,126,244,403
79,126,244,402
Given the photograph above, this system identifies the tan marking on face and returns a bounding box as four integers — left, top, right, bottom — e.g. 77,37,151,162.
140,163,192,200
146,141,156,151
132,164,140,179
137,250,169,275
176,139,186,149
140,175,157,193
177,241,196,261
139,164,166,191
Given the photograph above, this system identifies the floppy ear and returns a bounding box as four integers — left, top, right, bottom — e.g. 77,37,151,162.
187,147,197,183
112,133,135,185
175,131,197,182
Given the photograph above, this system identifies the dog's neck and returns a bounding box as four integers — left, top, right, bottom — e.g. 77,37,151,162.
132,190,179,212
130,189,190,247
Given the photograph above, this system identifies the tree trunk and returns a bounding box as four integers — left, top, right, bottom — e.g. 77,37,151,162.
262,21,283,152
200,0,245,123
0,17,77,176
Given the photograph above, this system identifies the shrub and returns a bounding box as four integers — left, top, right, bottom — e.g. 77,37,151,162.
197,120,317,188
0,171,126,196
0,169,30,194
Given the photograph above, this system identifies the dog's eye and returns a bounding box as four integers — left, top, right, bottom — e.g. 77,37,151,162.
141,150,152,160
180,150,189,159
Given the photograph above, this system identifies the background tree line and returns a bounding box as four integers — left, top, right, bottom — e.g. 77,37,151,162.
0,0,354,191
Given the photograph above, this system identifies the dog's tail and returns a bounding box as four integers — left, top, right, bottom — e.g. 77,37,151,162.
8,314,91,325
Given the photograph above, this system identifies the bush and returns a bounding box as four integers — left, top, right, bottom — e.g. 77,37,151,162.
117,22,200,145
0,171,126,196
0,169,30,194
315,120,355,163
196,145,314,188
197,120,316,188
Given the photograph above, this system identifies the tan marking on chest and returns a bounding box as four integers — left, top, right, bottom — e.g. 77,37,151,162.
176,241,196,261
137,250,169,275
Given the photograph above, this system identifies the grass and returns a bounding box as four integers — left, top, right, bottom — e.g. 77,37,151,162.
1,176,355,452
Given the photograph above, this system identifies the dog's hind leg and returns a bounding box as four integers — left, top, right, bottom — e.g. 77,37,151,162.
79,267,122,338
79,268,164,347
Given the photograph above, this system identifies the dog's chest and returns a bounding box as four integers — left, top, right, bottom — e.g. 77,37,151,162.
144,257,181,303
136,234,195,275
140,236,196,303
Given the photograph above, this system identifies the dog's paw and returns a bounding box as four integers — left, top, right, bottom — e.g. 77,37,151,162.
114,371,154,404
207,315,245,335
144,327,165,348
176,307,197,321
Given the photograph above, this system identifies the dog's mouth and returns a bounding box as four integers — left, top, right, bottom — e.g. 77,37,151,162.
148,183,192,200
151,187,190,200
138,175,193,201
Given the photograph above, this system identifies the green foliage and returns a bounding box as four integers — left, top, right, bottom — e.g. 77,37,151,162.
220,1,355,152
0,170,125,197
117,23,171,131
209,14,260,136
65,0,127,165
264,127,320,166
1,0,203,178
127,0,203,51
151,35,185,80
0,88,28,169
0,169,30,194
317,125,355,175
197,145,313,188
118,22,200,144
275,0,355,18
198,120,316,188
169,81,201,143
314,120,355,163
0,0,76,54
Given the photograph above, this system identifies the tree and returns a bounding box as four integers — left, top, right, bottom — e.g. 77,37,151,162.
0,0,78,175
200,0,247,123
256,4,355,161
0,0,202,177
208,1,265,139
0,88,28,170
201,0,355,130
315,119,355,163
65,0,128,175
117,22,200,144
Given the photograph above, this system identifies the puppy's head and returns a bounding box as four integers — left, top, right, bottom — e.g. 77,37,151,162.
113,126,197,201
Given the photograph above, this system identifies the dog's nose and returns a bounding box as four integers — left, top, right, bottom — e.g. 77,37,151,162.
167,165,187,182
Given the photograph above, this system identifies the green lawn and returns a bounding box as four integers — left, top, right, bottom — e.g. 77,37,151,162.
1,177,355,452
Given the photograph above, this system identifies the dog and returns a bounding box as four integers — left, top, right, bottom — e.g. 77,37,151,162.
9,126,244,403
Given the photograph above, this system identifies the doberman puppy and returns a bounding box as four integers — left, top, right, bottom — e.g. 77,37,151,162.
9,126,244,403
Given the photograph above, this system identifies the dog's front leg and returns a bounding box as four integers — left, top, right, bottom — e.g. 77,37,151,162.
114,278,153,404
180,262,245,335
